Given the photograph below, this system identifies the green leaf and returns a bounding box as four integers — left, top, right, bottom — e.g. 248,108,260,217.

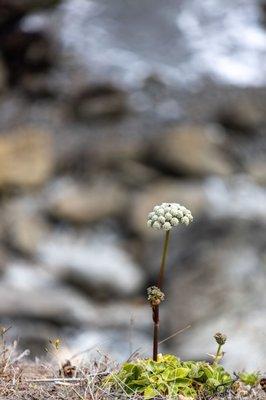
181,386,197,397
162,367,190,381
144,386,158,399
239,372,261,386
207,377,221,388
203,364,215,379
130,377,150,386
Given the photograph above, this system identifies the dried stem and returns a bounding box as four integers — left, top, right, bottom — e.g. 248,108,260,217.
152,230,171,361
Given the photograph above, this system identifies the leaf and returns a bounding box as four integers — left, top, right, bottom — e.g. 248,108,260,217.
160,354,180,364
181,386,197,397
239,372,260,386
162,367,190,381
202,364,215,379
206,377,221,388
130,377,150,386
144,386,158,399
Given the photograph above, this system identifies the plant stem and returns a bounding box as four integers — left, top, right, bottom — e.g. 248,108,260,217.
152,230,171,361
152,306,159,361
214,344,222,364
157,230,170,290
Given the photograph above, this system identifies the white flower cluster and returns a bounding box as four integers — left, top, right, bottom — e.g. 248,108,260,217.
147,202,193,231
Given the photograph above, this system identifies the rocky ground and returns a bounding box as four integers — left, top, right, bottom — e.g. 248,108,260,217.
0,0,265,373
0,339,265,400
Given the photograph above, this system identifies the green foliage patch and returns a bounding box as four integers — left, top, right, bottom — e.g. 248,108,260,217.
238,371,261,387
105,354,233,399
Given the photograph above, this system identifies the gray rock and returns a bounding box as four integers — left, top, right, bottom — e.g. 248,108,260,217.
1,259,55,289
61,329,162,363
71,84,128,121
20,73,58,99
152,124,232,176
116,160,159,187
45,177,128,224
87,301,150,331
3,196,48,255
0,260,99,328
0,283,97,326
1,259,149,328
167,238,266,370
37,230,145,296
176,313,266,372
0,0,62,22
0,127,54,188
0,59,7,93
6,321,62,359
2,28,55,85
204,176,266,221
218,98,265,133
56,134,143,173
261,1,266,27
246,160,266,185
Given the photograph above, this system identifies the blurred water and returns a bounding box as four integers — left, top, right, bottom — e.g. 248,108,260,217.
56,0,266,87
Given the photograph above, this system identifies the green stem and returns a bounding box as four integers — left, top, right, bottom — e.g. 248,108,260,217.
157,230,170,290
153,230,171,361
214,344,222,364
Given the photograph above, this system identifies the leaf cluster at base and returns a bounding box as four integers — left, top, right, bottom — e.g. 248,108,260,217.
237,372,261,387
105,354,234,399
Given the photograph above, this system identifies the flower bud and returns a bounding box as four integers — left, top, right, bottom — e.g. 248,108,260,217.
147,286,165,307
214,332,227,345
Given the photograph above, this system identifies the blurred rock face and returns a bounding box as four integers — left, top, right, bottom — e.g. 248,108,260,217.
151,124,232,176
0,0,266,369
167,223,266,369
0,127,54,187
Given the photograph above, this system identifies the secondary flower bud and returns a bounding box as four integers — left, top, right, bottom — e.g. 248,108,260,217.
214,332,227,345
147,286,165,307
147,202,193,231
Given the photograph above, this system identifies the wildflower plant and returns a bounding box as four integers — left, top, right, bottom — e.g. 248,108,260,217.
147,202,193,361
106,352,233,399
213,332,227,364
238,371,261,387
104,202,264,399
105,331,264,399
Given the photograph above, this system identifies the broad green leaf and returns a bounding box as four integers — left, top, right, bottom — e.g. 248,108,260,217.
203,365,215,379
239,372,260,386
162,367,190,381
207,377,221,388
144,386,158,399
130,377,150,386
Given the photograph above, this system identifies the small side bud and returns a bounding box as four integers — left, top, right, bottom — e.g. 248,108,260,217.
147,286,165,307
214,332,227,346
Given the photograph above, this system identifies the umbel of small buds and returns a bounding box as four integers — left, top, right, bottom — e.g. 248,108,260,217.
147,202,193,231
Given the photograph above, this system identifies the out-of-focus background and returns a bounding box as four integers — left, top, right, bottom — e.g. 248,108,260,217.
0,0,265,371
